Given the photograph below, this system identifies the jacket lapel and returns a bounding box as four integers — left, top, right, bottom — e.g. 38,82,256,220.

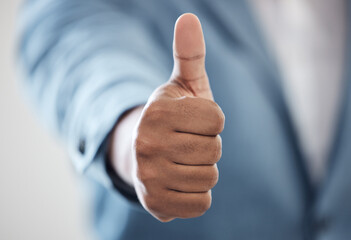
318,1,351,195
202,0,315,197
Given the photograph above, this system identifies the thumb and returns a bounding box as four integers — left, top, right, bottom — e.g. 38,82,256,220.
171,13,213,100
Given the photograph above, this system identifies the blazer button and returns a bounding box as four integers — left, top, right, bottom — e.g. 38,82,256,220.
78,139,86,155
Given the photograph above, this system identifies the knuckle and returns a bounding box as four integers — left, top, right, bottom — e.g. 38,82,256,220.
134,136,145,154
134,134,164,159
144,195,161,213
136,165,157,185
144,100,168,122
134,136,153,158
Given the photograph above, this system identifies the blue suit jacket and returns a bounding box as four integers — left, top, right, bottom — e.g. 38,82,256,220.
18,0,351,239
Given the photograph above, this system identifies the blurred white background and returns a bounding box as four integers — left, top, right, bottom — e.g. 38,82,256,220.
0,1,91,239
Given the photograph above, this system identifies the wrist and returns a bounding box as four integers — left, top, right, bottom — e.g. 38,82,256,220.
108,106,144,187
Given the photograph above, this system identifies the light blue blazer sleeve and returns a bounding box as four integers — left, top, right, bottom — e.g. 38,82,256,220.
18,0,170,190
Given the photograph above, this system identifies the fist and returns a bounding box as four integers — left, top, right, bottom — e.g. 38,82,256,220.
132,13,225,222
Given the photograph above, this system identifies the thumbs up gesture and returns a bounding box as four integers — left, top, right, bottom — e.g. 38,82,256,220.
133,13,225,222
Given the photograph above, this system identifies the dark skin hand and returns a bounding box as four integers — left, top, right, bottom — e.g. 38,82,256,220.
109,13,225,222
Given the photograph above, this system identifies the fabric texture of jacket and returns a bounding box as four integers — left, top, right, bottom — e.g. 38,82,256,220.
18,0,351,239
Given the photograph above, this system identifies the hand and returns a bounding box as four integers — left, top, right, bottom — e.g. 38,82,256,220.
132,13,225,222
